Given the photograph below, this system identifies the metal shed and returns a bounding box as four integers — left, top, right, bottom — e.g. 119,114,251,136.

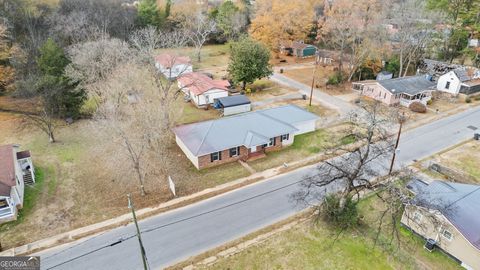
214,95,251,116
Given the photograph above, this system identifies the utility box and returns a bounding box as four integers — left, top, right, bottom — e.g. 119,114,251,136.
424,238,436,252
474,133,480,140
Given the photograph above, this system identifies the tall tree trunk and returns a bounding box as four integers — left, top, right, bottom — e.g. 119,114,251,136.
399,48,404,78
196,45,202,62
135,164,146,196
48,131,55,143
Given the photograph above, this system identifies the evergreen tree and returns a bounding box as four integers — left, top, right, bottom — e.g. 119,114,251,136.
137,0,164,28
37,38,86,118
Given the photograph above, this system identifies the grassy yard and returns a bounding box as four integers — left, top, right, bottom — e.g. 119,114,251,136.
176,98,219,125
205,195,462,270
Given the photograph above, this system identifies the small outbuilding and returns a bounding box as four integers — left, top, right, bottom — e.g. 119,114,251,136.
214,95,251,116
279,41,317,58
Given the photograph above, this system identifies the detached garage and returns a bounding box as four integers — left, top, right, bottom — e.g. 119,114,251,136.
214,95,251,116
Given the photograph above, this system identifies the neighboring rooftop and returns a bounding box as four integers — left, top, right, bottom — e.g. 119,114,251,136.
452,67,480,82
419,59,464,77
155,53,191,68
216,95,251,108
178,72,230,95
378,75,436,95
173,105,319,156
0,145,15,197
407,179,480,250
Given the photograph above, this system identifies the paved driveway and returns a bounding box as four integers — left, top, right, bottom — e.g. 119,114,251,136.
37,106,480,270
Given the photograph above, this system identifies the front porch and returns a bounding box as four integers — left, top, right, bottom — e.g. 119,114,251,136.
399,92,432,107
0,198,16,222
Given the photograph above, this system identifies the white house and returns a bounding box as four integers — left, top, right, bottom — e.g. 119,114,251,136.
437,67,480,95
0,144,35,224
155,53,193,79
177,72,230,107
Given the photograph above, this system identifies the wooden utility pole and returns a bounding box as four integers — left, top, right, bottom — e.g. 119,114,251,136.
389,113,406,175
128,194,149,270
309,54,320,106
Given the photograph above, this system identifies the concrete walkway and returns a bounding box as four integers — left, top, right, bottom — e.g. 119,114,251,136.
270,73,356,116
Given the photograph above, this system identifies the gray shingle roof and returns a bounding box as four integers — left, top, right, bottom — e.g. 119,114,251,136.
452,68,480,82
407,179,480,250
216,95,251,107
378,75,436,96
173,105,319,156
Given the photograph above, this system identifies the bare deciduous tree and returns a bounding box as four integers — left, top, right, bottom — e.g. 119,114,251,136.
21,108,58,143
293,101,397,220
129,26,189,60
65,38,135,97
183,12,216,62
389,0,442,77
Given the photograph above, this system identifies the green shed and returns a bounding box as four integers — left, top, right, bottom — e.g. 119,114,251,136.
291,41,317,58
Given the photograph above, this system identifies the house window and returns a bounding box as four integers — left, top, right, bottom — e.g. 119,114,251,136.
413,211,423,223
384,92,387,99
262,137,276,148
281,134,289,142
445,81,450,89
229,147,240,157
16,176,20,185
210,151,222,162
442,229,453,241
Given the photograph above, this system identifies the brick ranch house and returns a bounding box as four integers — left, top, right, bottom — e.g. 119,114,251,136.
0,144,35,224
177,72,230,108
402,179,480,270
353,75,436,107
173,105,319,169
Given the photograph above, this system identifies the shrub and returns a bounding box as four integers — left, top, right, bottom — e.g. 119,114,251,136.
326,73,343,85
426,99,433,105
409,101,427,113
323,194,359,229
475,95,480,101
465,97,472,103
249,80,272,91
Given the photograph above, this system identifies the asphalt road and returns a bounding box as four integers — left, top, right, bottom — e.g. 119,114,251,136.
37,106,480,270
